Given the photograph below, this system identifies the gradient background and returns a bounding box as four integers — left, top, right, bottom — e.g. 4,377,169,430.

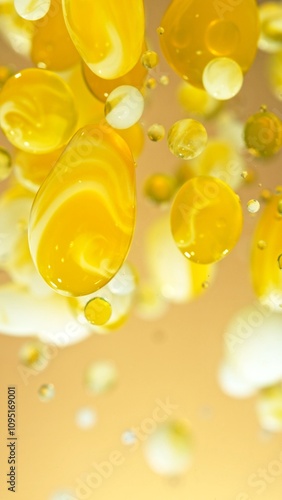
1,1,282,499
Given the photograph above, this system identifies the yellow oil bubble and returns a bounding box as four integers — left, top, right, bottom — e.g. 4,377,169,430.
202,57,243,101
244,108,282,157
84,297,112,326
14,0,50,21
260,189,272,202
251,194,282,307
0,68,78,154
159,0,259,88
160,75,169,86
258,2,282,53
146,77,157,89
141,50,159,69
247,199,260,214
144,173,177,205
62,0,145,79
19,340,49,371
31,0,80,71
157,26,165,36
28,125,136,297
147,124,165,142
105,85,144,129
170,176,243,264
0,147,12,181
178,82,221,119
38,383,55,402
167,119,207,160
85,360,118,394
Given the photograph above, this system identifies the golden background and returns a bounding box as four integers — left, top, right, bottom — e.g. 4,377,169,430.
0,1,282,499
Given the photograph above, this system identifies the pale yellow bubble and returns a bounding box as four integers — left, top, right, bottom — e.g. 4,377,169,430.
147,124,165,142
157,26,165,36
105,85,144,129
258,2,282,53
141,50,159,70
84,297,112,326
167,119,207,160
146,77,157,89
85,361,118,395
19,340,49,371
144,173,176,204
257,240,267,250
14,0,51,21
203,57,243,100
160,75,169,86
38,383,55,402
0,147,12,181
247,199,260,214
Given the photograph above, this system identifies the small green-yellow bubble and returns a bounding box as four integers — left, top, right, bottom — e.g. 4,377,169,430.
144,173,177,204
84,297,112,326
0,147,12,181
19,341,48,371
167,119,207,160
157,26,165,35
141,50,159,70
244,108,282,157
160,75,169,86
147,124,165,142
38,383,55,402
146,77,157,89
257,239,267,250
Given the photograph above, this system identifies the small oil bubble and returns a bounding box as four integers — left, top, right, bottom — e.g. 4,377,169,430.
247,199,260,214
84,297,112,326
257,240,267,250
157,26,165,35
141,50,159,69
146,77,157,89
147,124,165,142
38,383,55,402
160,75,169,86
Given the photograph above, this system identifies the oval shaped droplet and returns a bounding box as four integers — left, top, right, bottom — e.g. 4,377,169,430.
28,124,136,297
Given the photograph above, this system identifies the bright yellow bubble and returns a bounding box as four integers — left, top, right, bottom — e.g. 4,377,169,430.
167,119,207,160
202,57,243,101
84,297,112,326
141,50,159,69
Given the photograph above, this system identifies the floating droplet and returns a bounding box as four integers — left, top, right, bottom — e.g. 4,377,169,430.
38,383,55,402
19,340,49,371
121,430,137,446
84,297,112,326
260,189,272,202
147,124,165,142
203,57,243,100
247,199,260,214
160,75,169,86
257,240,267,250
157,26,165,36
244,108,282,157
144,173,176,204
167,119,207,160
146,77,157,89
85,361,118,395
141,50,159,69
202,280,209,289
105,85,144,129
75,407,97,429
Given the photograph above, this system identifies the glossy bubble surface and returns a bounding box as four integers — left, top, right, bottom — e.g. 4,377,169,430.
14,0,50,21
0,68,77,153
244,107,282,157
62,0,145,79
159,0,259,88
170,176,243,264
167,118,207,160
28,124,136,297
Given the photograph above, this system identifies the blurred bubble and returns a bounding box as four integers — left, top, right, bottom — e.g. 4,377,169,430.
38,383,55,402
256,383,282,432
75,407,97,429
85,361,118,395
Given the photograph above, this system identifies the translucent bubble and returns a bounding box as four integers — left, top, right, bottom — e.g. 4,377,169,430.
84,297,112,326
75,408,97,429
247,199,260,214
244,108,282,158
104,85,144,129
0,147,12,181
19,340,49,371
38,383,55,402
121,430,137,446
160,75,169,86
14,0,51,21
260,189,272,202
143,419,193,476
256,384,282,433
202,57,243,100
147,124,165,142
144,173,177,204
146,77,157,89
157,26,165,36
258,2,282,53
141,50,159,69
167,119,207,160
85,361,118,395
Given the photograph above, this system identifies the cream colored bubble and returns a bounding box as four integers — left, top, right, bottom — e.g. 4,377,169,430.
85,361,118,395
14,0,51,21
144,419,193,476
203,57,243,101
105,85,144,129
247,199,260,214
